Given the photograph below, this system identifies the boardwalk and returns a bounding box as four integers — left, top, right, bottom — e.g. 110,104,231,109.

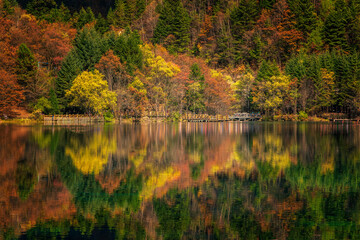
184,113,261,122
44,115,103,125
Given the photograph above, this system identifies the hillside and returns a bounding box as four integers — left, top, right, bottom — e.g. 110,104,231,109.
1,0,360,120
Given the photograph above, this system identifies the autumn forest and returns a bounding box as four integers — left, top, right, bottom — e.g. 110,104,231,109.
1,0,360,120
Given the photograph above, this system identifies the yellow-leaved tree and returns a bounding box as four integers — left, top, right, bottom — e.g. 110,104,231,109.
252,74,291,116
66,70,117,115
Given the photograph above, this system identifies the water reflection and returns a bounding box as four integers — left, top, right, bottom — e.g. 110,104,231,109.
0,123,360,239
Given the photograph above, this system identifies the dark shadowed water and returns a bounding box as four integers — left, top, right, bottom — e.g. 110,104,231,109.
1,122,360,239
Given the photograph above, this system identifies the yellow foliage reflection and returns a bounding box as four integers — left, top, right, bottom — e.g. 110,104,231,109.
65,133,116,175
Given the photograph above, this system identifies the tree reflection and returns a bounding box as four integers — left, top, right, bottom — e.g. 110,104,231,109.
1,123,360,239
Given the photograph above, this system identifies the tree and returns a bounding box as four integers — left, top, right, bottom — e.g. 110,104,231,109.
185,64,205,113
252,74,291,115
127,77,148,118
0,70,24,118
312,68,335,112
56,51,83,107
95,49,129,90
16,43,37,102
152,0,191,53
323,0,350,50
141,44,180,116
26,0,57,19
287,0,317,38
65,70,117,115
95,13,110,35
74,7,95,30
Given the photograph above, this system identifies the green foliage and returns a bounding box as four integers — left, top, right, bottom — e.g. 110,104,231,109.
153,0,191,53
74,7,95,30
185,64,205,113
103,111,114,122
34,97,52,114
26,0,57,19
56,51,83,107
113,28,143,74
47,2,71,22
95,13,110,35
323,0,350,50
49,89,60,114
230,0,259,40
288,0,317,37
16,43,37,89
298,111,308,121
256,60,280,82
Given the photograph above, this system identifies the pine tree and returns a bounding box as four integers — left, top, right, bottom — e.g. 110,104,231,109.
230,0,259,41
185,64,205,113
26,0,57,19
323,0,350,50
95,13,110,35
256,60,280,82
49,88,60,114
109,0,127,28
16,43,37,91
287,0,317,37
152,0,190,53
73,27,105,70
259,0,276,9
56,51,83,107
74,7,95,30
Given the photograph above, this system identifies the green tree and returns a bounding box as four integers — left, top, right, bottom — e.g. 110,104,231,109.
16,43,37,102
74,7,95,30
65,70,117,115
152,0,190,53
95,13,110,35
56,51,83,107
185,64,205,113
26,0,57,19
49,88,60,114
323,0,350,50
288,0,317,38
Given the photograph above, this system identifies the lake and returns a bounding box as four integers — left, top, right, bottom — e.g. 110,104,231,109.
1,122,360,239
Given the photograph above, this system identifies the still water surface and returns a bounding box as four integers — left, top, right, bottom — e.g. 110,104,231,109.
1,122,360,239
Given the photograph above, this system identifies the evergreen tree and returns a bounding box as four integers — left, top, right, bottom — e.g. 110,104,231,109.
48,2,71,22
95,13,110,35
323,0,350,50
256,60,280,82
74,7,95,30
259,0,276,9
185,64,205,113
108,0,127,28
56,51,83,107
152,0,190,53
113,28,143,74
230,0,259,63
26,0,57,19
49,88,60,114
287,0,317,37
230,0,259,40
16,43,37,91
72,27,106,70
135,0,146,18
